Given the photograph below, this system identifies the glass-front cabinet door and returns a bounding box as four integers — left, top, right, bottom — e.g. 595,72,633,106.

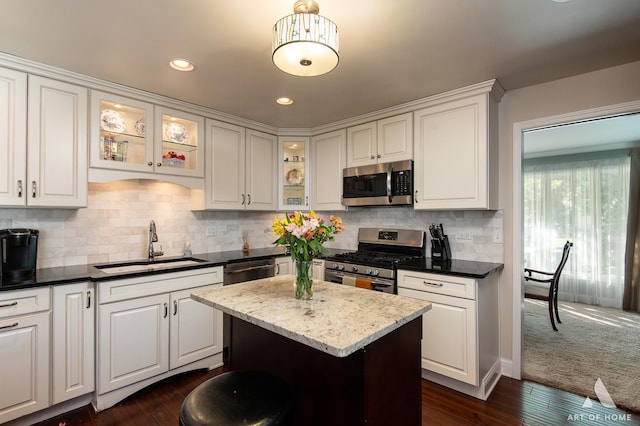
278,136,310,211
154,107,204,177
90,90,154,173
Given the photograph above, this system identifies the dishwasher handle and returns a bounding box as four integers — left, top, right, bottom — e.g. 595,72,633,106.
224,264,276,274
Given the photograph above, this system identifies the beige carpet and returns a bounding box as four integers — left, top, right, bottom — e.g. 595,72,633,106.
523,299,640,413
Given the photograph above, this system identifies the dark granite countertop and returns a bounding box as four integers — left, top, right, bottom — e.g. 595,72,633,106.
0,247,290,292
395,258,503,279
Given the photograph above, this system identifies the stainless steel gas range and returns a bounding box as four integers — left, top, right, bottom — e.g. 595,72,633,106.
324,228,426,294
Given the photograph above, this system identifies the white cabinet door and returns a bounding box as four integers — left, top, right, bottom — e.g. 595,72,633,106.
205,120,245,209
52,282,95,404
408,289,477,386
0,67,27,207
98,294,169,394
414,93,497,210
275,257,293,276
310,129,346,211
154,106,205,178
311,259,325,281
245,129,277,210
346,113,412,167
0,311,50,424
377,112,413,163
278,136,310,210
169,287,223,369
28,75,88,208
347,121,377,167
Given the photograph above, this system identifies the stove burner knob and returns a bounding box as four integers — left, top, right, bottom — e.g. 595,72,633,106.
352,266,358,272
331,263,339,270
372,270,380,277
365,268,372,275
337,264,345,271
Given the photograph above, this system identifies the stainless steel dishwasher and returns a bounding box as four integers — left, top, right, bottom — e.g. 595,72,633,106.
222,258,276,360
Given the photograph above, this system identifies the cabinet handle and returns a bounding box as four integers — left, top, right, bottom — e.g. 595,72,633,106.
0,322,18,330
163,303,168,318
173,300,177,316
157,162,162,167
370,155,375,159
241,194,245,205
276,264,280,275
86,291,91,309
414,190,418,203
32,181,37,198
147,161,153,166
422,280,444,288
377,154,381,158
305,196,309,206
0,301,18,308
17,180,23,198
247,194,251,205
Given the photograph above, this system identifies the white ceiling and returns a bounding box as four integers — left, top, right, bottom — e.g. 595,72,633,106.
2,0,640,129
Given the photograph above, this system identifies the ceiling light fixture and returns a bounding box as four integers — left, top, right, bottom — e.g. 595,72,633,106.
169,58,195,71
276,97,294,105
272,0,339,77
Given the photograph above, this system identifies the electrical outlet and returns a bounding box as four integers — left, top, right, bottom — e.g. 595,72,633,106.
493,230,503,244
457,232,472,241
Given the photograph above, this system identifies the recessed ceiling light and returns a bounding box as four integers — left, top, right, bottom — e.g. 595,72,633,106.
276,97,294,105
169,58,194,71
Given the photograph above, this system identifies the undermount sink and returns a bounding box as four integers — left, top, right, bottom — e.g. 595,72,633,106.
94,258,207,275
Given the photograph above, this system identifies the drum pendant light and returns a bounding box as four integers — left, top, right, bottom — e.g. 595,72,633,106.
272,0,339,77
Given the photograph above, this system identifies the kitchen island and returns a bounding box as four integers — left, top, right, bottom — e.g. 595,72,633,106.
192,275,432,426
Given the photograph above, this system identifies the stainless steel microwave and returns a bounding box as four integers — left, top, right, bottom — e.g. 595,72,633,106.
342,160,413,207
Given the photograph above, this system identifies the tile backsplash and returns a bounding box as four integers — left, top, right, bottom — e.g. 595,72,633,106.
0,180,503,268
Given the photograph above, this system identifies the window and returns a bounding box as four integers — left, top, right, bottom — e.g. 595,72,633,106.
523,151,630,308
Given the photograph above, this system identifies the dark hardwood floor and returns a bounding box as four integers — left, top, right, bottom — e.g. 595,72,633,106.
35,367,640,426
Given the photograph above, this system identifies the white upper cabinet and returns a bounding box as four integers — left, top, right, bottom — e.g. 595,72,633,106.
201,119,277,210
413,83,502,210
89,90,204,186
27,75,88,208
346,112,413,167
90,90,154,174
310,129,346,211
0,67,27,206
278,136,310,211
154,106,205,178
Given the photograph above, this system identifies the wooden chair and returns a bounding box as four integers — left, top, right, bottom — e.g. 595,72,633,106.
524,241,573,331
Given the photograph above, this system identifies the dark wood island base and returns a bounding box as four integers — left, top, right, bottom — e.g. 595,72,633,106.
230,316,423,426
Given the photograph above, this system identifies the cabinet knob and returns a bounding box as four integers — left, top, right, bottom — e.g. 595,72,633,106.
370,155,375,159
157,162,162,167
17,180,23,198
147,161,153,166
31,181,37,198
377,154,381,158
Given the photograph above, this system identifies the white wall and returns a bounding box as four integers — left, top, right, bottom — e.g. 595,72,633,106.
498,60,640,365
0,180,503,268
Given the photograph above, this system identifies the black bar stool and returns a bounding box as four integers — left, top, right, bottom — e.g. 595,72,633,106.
179,370,294,426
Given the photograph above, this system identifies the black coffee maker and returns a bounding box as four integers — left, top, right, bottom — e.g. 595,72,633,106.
0,229,39,283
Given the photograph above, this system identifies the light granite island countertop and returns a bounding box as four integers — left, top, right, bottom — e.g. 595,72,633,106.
191,274,432,358
192,275,432,426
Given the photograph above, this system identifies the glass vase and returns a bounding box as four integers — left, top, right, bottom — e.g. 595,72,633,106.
295,260,313,300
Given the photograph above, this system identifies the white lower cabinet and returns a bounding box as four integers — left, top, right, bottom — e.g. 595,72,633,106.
311,259,325,281
95,267,224,410
397,269,500,400
0,288,50,424
52,282,95,404
275,257,293,276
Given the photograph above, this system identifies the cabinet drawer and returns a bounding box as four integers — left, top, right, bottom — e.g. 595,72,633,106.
0,287,51,319
397,270,476,300
98,266,223,304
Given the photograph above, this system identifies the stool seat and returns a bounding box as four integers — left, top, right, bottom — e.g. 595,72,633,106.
179,370,293,426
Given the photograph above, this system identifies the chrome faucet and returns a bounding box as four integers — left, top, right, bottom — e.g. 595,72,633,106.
148,220,163,260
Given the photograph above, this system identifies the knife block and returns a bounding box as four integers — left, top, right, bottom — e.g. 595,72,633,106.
431,235,452,262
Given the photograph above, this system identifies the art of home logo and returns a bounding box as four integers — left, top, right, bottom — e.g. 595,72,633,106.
567,378,633,422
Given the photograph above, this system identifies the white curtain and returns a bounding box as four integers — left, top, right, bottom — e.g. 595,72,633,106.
523,153,630,308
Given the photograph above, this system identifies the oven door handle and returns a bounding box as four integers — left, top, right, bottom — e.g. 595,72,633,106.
225,264,275,274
